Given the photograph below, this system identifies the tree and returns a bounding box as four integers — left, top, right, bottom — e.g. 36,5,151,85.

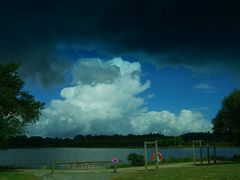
212,89,240,145
0,63,44,147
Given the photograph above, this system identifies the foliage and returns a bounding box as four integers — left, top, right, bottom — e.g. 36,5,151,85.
232,154,240,162
7,132,237,148
181,132,213,141
127,153,144,166
212,89,240,144
0,63,44,147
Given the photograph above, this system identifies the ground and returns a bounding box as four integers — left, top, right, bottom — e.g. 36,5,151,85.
0,162,240,180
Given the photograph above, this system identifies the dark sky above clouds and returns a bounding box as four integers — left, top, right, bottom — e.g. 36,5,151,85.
0,0,240,87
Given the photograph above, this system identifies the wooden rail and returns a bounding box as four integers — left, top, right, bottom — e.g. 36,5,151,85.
51,160,116,174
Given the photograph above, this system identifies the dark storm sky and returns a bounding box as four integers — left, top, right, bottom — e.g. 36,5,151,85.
0,0,240,87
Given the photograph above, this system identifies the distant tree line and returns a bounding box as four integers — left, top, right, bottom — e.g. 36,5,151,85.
7,132,233,148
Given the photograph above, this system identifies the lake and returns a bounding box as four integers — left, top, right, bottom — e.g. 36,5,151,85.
0,147,239,168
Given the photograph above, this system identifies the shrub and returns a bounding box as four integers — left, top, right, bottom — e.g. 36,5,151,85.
215,155,230,161
127,153,144,166
232,154,240,161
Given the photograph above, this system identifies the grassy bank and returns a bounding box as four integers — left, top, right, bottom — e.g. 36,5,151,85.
0,172,38,180
113,163,240,180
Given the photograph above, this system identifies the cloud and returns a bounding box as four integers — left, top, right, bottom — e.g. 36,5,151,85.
193,82,215,93
71,57,141,85
1,0,240,87
130,110,212,136
72,58,120,85
28,58,212,137
0,49,70,88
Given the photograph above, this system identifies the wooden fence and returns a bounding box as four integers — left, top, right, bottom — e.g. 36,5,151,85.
51,160,117,174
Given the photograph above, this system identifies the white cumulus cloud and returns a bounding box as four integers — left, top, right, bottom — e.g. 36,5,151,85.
129,110,211,136
29,58,212,137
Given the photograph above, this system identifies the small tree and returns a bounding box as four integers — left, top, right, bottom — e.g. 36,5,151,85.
212,89,240,145
127,153,144,166
0,63,44,148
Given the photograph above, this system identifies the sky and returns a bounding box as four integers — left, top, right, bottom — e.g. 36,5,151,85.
0,0,240,137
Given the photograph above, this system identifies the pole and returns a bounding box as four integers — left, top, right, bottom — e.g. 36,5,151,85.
52,161,55,174
207,141,210,164
144,141,148,170
114,163,117,173
192,141,196,165
199,140,203,165
213,141,216,164
155,140,158,170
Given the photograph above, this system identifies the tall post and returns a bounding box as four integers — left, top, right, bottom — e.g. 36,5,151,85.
199,140,203,165
213,141,216,164
207,141,210,164
155,140,158,170
52,161,55,174
144,141,148,170
192,141,196,165
114,163,117,173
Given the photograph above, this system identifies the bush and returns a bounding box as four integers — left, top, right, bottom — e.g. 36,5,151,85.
215,155,231,161
232,154,240,161
127,153,144,166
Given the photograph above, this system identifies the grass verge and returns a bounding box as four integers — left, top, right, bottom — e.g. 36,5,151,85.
113,163,240,180
0,171,39,180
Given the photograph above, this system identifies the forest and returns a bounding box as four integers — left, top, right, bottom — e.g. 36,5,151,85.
7,132,233,148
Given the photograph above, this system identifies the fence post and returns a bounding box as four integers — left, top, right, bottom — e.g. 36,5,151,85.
192,141,196,165
207,141,210,164
213,141,217,164
52,161,55,174
144,141,148,170
113,163,117,173
155,140,158,170
199,140,203,165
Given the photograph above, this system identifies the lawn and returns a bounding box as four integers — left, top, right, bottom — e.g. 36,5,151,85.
0,172,38,180
113,163,240,180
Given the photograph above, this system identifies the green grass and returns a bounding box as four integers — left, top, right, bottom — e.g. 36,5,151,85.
113,163,240,180
0,172,38,180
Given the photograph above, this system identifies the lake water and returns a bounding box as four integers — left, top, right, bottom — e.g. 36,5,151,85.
0,147,239,168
